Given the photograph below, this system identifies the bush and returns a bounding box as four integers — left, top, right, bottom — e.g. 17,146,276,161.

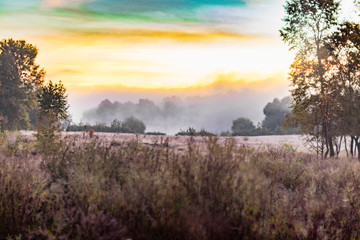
176,127,216,136
121,116,146,134
231,117,256,136
146,131,166,136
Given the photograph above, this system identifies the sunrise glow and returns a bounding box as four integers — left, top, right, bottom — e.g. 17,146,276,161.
0,0,291,90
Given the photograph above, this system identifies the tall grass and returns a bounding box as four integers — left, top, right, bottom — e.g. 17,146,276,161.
1,134,360,239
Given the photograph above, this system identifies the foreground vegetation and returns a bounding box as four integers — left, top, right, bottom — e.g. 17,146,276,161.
1,132,360,239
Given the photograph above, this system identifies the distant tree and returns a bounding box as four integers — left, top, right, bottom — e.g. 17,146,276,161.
111,118,121,129
262,96,294,134
0,39,45,130
162,96,182,119
231,118,256,136
121,116,146,134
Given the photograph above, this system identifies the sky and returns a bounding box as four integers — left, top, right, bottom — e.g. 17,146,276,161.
0,0,296,127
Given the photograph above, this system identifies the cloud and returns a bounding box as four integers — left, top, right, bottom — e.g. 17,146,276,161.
38,0,250,23
81,0,247,13
0,0,40,10
195,71,286,90
41,0,93,8
54,28,254,43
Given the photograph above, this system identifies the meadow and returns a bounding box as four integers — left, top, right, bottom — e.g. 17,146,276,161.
0,131,360,239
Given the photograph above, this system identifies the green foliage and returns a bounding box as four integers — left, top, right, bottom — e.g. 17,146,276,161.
37,80,69,122
231,117,256,136
0,39,44,130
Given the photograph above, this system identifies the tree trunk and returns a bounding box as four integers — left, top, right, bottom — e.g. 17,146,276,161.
329,137,335,158
355,137,359,158
335,136,342,157
351,136,355,157
324,141,329,159
344,136,349,157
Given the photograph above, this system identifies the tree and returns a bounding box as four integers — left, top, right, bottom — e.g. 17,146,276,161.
262,96,293,134
37,80,69,122
121,116,146,134
231,118,256,136
0,39,44,130
37,80,69,148
280,0,341,157
327,22,360,158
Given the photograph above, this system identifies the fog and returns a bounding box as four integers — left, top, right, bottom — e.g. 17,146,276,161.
69,72,289,135
77,90,287,135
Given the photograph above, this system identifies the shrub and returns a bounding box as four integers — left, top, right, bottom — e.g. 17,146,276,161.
176,127,216,136
146,131,166,136
121,116,146,134
231,117,256,136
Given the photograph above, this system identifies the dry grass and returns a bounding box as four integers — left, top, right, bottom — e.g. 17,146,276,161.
17,131,307,153
1,131,360,239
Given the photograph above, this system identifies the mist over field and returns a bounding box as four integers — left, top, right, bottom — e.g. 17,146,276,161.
79,89,286,134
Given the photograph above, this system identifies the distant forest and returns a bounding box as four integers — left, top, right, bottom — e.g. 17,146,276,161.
72,96,298,136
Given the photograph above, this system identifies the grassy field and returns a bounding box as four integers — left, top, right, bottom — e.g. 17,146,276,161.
18,131,308,153
1,131,360,239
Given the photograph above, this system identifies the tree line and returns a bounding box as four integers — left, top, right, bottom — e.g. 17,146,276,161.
72,95,297,137
230,96,299,136
67,116,147,134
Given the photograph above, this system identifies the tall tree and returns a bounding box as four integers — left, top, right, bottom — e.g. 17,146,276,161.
0,39,44,130
327,22,360,157
280,0,341,157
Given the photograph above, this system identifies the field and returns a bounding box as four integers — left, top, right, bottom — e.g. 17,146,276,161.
1,131,360,239
17,131,308,152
